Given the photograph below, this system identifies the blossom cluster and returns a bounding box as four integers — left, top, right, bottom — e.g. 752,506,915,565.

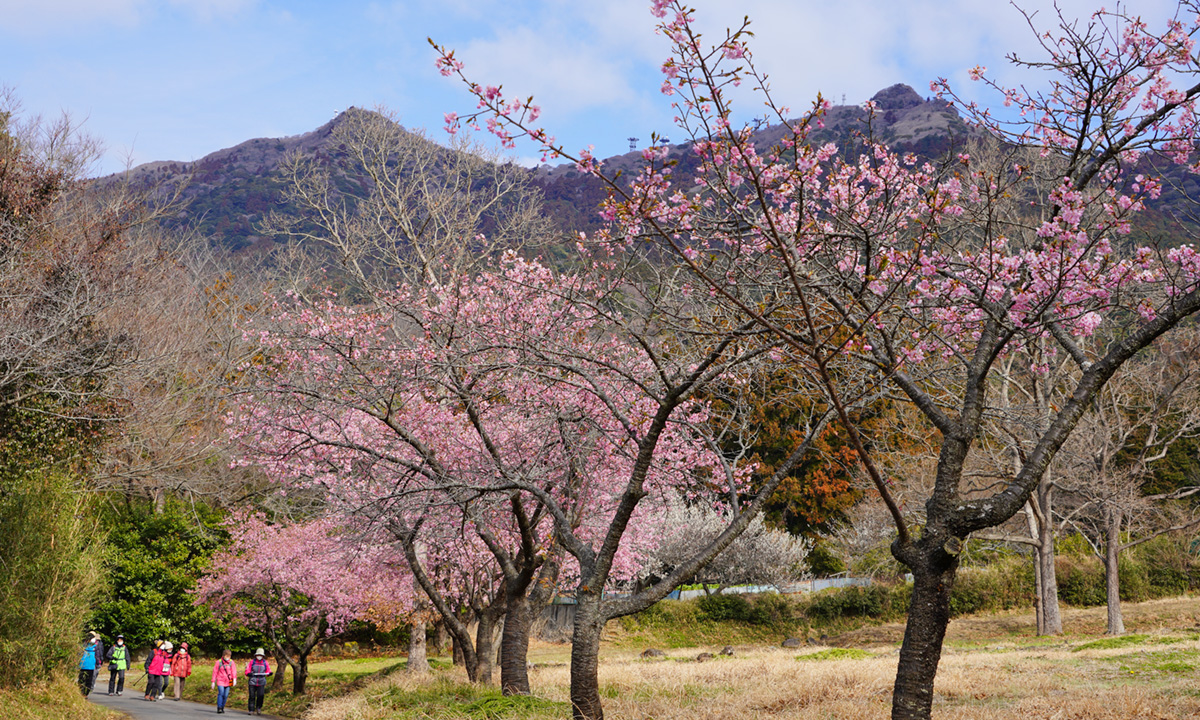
228,254,742,592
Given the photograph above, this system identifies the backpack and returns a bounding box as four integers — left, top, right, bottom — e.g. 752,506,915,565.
79,644,97,670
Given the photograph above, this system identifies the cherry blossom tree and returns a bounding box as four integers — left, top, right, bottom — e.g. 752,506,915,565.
249,90,843,702
435,2,1200,718
194,513,410,694
229,252,835,706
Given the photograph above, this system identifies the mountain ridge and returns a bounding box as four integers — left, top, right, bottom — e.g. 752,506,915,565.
107,84,1190,251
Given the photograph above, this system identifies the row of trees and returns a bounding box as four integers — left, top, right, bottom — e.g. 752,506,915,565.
428,2,1200,719
198,2,1200,716
177,2,1200,717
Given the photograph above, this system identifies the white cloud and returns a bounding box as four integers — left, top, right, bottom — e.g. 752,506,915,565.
1,0,144,31
457,24,637,115
0,0,256,33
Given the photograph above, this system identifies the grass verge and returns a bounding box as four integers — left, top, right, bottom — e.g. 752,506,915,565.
0,676,125,720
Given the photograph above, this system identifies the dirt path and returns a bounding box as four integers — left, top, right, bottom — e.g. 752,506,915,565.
89,691,281,719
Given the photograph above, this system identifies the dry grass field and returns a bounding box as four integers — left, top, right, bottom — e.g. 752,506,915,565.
305,596,1200,720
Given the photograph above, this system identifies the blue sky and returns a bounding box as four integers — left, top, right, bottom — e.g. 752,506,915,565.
0,0,1181,176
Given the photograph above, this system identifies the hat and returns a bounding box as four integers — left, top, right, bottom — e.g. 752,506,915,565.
180,642,188,650
253,648,265,657
88,631,99,639
162,641,174,651
116,634,124,639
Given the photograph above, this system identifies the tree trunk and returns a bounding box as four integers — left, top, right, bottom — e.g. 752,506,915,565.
494,617,505,666
270,652,288,692
1036,535,1063,635
1032,546,1045,635
1024,501,1045,634
891,540,959,720
500,591,532,694
474,607,499,685
1036,484,1062,635
433,620,447,657
407,615,429,673
568,592,606,720
452,635,464,666
292,654,308,695
1105,508,1125,635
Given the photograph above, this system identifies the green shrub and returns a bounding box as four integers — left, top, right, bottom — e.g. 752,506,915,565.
1056,554,1107,607
696,593,752,622
1048,534,1200,607
806,542,846,576
696,592,795,627
1138,536,1194,596
1117,553,1151,602
804,584,909,623
1056,533,1094,557
745,593,794,626
949,559,1034,616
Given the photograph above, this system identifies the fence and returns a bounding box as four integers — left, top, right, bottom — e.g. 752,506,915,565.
533,576,875,639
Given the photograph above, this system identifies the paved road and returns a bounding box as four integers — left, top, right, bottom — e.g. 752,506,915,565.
89,691,280,719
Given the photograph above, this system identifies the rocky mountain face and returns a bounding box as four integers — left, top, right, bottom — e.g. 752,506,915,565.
110,85,1190,251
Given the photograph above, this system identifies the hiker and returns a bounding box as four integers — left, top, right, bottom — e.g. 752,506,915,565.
105,634,130,695
77,631,102,696
211,648,237,714
156,641,175,700
142,638,161,699
170,641,193,700
144,639,168,701
244,648,272,715
88,631,105,693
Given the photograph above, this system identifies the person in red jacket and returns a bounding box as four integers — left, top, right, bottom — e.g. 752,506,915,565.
169,642,193,700
210,649,237,714
244,648,272,716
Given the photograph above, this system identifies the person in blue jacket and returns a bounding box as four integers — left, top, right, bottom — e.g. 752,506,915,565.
78,631,102,696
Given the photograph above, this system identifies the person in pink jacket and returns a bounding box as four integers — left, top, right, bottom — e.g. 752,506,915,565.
210,649,237,714
143,641,170,701
169,642,193,700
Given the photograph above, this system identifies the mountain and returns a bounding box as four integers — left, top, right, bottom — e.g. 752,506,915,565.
109,84,1192,252
533,84,976,235
117,109,378,251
